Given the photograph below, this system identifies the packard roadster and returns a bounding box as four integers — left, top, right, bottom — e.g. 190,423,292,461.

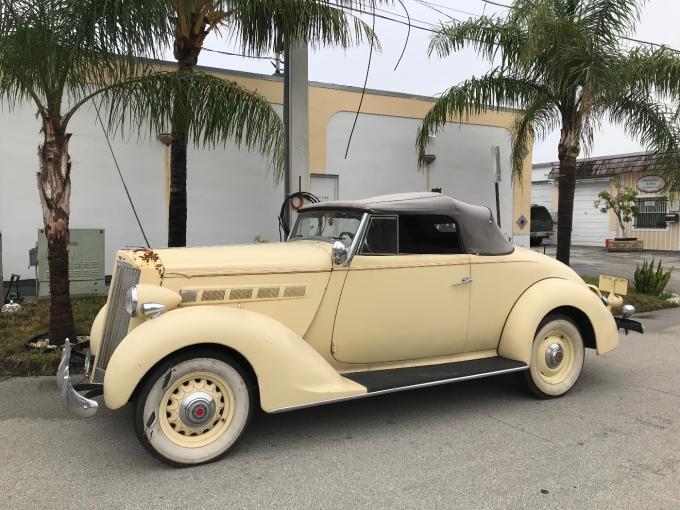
58,192,637,466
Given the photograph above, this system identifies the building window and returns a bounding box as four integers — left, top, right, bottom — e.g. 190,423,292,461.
634,197,668,229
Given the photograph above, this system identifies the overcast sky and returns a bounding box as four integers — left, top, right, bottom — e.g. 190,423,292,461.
165,0,680,164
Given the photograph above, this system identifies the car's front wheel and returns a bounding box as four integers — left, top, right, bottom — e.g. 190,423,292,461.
523,315,585,398
133,350,254,467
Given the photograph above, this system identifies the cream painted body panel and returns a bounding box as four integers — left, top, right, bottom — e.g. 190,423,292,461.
333,254,471,363
97,243,619,413
498,278,619,364
164,271,332,338
466,247,581,353
103,306,366,412
155,241,332,277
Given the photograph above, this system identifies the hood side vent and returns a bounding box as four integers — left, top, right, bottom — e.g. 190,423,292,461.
283,286,306,298
230,288,254,301
202,289,226,301
257,287,280,299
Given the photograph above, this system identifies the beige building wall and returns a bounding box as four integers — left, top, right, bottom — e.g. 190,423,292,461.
213,69,532,239
620,172,680,251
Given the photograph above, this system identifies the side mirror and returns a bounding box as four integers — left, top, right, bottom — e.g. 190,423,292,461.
332,240,348,265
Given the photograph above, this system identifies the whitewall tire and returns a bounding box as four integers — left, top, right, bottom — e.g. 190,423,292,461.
523,315,585,398
134,350,254,467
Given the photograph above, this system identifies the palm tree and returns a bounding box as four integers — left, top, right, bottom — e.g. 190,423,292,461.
0,0,285,344
416,0,680,265
165,0,382,247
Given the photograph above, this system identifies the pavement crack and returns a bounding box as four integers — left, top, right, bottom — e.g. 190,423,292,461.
626,383,680,399
484,413,552,443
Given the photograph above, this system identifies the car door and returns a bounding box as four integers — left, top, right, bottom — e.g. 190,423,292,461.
332,214,471,364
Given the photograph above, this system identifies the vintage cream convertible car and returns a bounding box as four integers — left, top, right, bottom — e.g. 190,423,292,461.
58,192,639,466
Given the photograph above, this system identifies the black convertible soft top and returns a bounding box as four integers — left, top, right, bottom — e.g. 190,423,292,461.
299,192,514,256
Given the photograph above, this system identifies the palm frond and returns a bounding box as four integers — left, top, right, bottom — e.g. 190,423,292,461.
510,95,560,179
582,0,641,45
416,71,550,168
227,0,383,54
0,0,170,119
428,17,525,69
604,90,680,190
623,46,680,100
99,70,285,179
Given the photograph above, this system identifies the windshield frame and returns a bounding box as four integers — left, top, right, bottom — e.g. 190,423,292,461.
288,210,369,266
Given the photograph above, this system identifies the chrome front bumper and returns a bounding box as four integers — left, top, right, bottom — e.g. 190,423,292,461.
56,339,101,418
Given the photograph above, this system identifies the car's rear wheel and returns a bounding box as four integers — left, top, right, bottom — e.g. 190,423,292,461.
523,315,585,398
133,350,254,467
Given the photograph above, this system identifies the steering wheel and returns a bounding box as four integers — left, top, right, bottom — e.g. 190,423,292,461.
338,231,355,241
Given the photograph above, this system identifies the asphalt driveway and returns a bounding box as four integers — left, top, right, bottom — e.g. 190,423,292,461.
538,245,680,292
1,309,679,509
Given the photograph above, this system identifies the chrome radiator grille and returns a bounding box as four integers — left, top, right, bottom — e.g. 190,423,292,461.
95,261,140,377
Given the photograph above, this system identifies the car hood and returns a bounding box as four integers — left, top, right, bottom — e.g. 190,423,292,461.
128,241,334,278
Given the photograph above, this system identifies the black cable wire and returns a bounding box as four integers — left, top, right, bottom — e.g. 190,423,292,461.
278,191,320,240
393,0,412,70
202,47,278,60
344,0,376,159
91,99,151,248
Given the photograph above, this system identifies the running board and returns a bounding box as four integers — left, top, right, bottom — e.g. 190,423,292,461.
270,356,527,413
344,356,528,393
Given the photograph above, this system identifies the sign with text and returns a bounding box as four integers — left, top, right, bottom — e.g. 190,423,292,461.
636,175,666,193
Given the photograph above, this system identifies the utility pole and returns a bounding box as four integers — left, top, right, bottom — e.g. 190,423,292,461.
283,41,310,230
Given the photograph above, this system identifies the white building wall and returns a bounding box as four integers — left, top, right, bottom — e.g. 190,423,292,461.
0,100,283,279
326,112,516,242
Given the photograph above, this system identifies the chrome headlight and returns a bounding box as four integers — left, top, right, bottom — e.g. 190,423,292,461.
124,286,138,317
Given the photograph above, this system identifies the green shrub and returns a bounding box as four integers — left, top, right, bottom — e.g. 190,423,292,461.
633,259,672,296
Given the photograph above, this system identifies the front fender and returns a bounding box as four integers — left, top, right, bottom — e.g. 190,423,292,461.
498,278,619,365
103,306,365,412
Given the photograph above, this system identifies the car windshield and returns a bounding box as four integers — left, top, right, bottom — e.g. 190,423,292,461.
289,210,363,246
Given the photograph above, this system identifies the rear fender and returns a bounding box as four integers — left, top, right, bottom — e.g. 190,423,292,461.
103,306,365,412
498,278,619,365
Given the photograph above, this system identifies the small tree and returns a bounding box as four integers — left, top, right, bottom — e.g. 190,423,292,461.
593,178,639,238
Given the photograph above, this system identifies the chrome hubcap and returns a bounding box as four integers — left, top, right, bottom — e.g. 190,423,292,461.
179,391,216,427
545,342,564,369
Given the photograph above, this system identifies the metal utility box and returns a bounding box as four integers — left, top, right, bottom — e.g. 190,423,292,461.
37,228,106,297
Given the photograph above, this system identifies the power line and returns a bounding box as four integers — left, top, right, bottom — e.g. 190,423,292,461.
202,47,276,60
471,0,680,52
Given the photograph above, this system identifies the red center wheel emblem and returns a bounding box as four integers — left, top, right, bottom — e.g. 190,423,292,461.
194,407,205,418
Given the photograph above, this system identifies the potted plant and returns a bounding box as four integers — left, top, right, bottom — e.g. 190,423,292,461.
594,178,643,252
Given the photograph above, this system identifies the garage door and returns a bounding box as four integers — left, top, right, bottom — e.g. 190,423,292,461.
571,179,612,246
532,182,553,209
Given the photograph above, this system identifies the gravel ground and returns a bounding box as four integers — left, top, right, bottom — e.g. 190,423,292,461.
0,309,679,510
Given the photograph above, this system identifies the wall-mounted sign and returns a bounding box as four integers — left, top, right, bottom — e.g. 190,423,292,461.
636,175,666,193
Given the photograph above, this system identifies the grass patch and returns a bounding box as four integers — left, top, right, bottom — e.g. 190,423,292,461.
0,297,105,377
581,275,678,313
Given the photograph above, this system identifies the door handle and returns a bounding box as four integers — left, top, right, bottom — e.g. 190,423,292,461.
452,277,473,286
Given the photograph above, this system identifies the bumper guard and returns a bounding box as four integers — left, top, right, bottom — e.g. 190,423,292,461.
56,339,102,418
615,317,644,335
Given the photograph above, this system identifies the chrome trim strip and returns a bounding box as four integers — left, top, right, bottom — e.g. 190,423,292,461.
269,364,528,414
344,212,370,267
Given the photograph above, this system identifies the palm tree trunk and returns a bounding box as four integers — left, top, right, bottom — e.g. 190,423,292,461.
37,119,76,345
168,37,200,248
556,154,577,265
168,93,188,248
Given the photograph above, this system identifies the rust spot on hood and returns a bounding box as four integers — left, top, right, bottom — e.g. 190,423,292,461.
132,248,165,278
